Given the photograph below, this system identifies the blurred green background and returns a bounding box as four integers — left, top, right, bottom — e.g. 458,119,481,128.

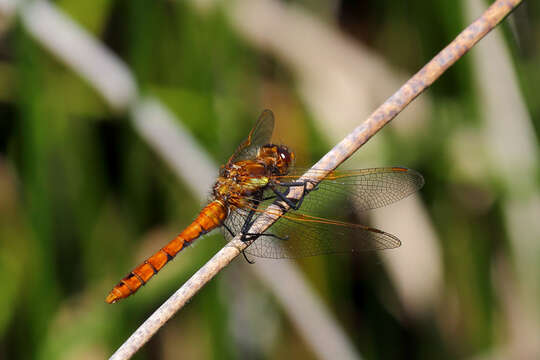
0,0,539,359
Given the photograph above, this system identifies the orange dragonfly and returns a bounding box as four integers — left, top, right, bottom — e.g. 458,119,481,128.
106,110,424,303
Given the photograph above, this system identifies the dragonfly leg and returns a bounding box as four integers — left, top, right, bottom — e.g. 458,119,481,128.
269,184,299,209
240,206,280,241
240,208,289,242
223,207,262,242
242,250,255,264
240,208,257,236
292,180,319,208
272,180,318,210
223,223,236,237
269,184,303,210
224,212,257,264
239,193,290,246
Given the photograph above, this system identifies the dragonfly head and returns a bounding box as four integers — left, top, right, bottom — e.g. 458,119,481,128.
277,145,294,172
260,144,294,175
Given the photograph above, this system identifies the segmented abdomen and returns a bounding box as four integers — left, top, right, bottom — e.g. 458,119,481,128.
106,200,227,303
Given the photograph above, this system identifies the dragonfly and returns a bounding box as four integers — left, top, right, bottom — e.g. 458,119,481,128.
106,110,424,303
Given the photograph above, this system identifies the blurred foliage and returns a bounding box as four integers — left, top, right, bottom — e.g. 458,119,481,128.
0,0,538,359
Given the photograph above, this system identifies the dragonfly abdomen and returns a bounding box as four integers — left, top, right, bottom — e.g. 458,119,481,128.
106,200,227,303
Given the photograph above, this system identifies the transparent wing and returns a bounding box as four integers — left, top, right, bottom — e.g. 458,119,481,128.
227,109,275,165
245,210,401,259
222,167,424,259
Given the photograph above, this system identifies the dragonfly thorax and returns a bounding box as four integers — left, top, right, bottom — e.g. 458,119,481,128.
213,162,267,206
212,144,294,209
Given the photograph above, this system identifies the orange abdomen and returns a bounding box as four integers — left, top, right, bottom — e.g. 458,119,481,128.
106,200,227,303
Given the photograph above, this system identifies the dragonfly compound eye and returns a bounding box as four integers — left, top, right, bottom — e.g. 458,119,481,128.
277,146,294,169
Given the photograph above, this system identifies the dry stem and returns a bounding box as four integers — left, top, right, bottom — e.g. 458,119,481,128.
109,1,523,359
